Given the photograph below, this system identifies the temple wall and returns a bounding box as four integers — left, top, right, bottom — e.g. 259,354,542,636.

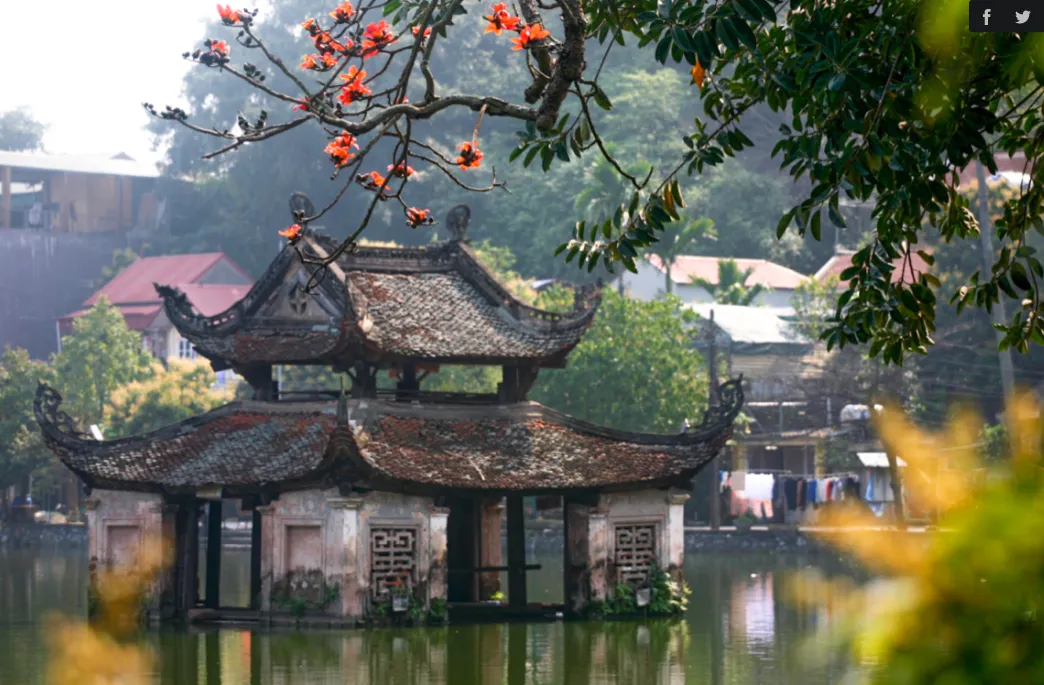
84,490,166,618
258,488,441,620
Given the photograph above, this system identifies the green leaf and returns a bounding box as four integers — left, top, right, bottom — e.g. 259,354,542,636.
730,17,759,53
715,17,740,51
828,73,846,91
655,34,673,63
828,202,846,228
508,146,525,163
1011,262,1032,291
540,144,554,172
693,30,715,68
523,146,540,168
810,210,822,241
554,243,568,257
592,87,613,111
555,140,570,162
382,0,401,16
776,209,794,238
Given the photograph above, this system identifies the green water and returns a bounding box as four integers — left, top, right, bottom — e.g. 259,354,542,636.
0,548,854,684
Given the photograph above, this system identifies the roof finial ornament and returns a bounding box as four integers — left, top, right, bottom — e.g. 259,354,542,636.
289,192,317,225
444,204,471,243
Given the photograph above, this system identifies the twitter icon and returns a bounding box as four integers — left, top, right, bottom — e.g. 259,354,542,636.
1016,10,1031,24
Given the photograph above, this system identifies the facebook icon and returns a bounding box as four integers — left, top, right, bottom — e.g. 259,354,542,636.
970,1,1043,31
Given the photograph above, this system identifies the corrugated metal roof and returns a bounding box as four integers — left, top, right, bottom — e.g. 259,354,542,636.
857,452,907,468
687,303,808,345
0,151,160,178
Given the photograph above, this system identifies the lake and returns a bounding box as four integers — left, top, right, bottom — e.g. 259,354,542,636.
0,547,856,684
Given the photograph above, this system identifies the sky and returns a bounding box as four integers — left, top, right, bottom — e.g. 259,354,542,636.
0,1,219,165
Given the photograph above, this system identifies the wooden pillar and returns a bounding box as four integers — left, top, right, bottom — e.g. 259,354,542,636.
506,494,527,607
250,508,262,610
205,501,222,609
499,366,519,404
1,166,11,229
477,497,504,601
242,366,274,401
174,499,200,619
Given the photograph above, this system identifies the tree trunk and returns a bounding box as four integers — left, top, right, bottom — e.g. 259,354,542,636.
886,452,906,530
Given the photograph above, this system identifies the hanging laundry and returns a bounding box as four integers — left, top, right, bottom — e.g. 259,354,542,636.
783,478,799,510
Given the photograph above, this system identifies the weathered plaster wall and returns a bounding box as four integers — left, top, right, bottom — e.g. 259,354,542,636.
258,489,439,619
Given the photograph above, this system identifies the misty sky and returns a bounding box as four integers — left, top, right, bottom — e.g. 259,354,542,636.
0,1,221,164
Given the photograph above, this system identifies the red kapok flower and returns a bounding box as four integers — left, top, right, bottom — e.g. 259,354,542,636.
217,4,240,24
511,24,550,50
358,170,387,188
329,1,355,23
325,132,358,167
406,207,433,228
209,39,231,56
292,100,309,112
301,18,320,34
362,20,397,57
300,53,337,70
484,3,521,35
337,66,371,105
455,142,483,170
412,25,432,39
387,162,415,178
279,224,303,241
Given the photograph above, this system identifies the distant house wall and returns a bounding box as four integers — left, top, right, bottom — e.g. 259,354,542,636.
44,172,141,233
0,229,127,358
618,261,794,307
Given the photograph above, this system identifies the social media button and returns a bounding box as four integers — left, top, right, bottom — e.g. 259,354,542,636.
970,1,1044,32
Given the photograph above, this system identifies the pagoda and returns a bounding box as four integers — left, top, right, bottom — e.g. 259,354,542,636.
35,202,743,625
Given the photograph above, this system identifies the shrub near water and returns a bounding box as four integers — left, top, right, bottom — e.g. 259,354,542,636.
793,393,1044,684
46,538,169,685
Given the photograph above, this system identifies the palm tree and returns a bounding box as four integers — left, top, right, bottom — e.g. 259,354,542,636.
691,258,767,305
646,217,715,295
573,149,652,224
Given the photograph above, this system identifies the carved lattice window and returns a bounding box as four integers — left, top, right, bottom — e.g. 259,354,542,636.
370,527,417,600
614,524,657,586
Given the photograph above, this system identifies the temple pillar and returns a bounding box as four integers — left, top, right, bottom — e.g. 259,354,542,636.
174,498,201,619
587,504,609,604
563,497,590,614
205,500,222,609
256,503,275,613
241,366,273,401
429,506,450,604
328,495,364,618
249,507,262,610
666,490,690,584
506,494,527,607
477,497,503,600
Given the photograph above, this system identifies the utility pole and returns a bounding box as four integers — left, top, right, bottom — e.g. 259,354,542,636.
707,310,721,530
976,161,1016,401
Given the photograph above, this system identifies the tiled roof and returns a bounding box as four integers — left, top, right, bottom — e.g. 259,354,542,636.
647,254,808,290
813,250,931,285
60,253,253,333
158,224,601,367
0,151,160,178
34,380,743,494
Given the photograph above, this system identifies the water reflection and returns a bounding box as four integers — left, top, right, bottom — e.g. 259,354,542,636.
0,549,856,685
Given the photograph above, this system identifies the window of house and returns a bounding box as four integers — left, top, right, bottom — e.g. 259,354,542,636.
177,336,197,360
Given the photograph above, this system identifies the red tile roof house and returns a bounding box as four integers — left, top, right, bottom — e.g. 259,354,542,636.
814,248,931,285
58,253,253,365
615,254,808,308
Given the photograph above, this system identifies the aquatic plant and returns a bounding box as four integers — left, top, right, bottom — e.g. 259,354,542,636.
794,391,1044,683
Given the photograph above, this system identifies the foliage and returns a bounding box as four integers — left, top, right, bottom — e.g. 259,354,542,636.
0,348,57,491
980,423,1008,463
798,393,1044,683
530,289,708,433
52,298,153,428
646,217,715,295
105,360,233,438
143,0,1044,359
590,566,690,618
691,257,766,305
270,569,340,617
0,107,46,152
427,597,449,623
94,248,141,289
